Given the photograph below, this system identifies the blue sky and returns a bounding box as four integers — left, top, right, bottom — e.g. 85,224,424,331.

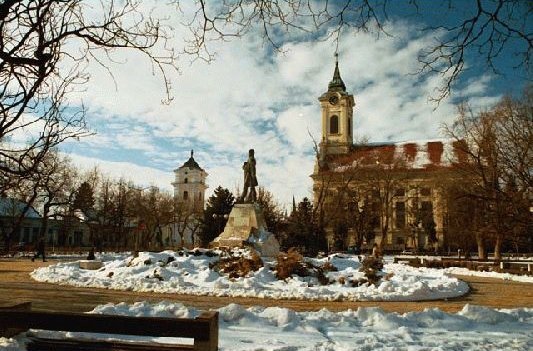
54,1,529,207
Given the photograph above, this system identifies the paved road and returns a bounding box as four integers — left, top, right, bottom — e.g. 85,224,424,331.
0,259,531,313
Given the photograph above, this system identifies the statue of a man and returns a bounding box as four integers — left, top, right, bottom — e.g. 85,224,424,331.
240,149,258,203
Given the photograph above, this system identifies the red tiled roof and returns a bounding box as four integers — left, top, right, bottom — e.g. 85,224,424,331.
329,140,467,172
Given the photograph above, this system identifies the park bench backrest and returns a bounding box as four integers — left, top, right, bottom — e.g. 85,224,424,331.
0,302,218,351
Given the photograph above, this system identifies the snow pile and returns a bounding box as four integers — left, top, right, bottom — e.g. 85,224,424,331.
31,250,470,301
444,266,533,283
3,301,533,350
246,228,280,257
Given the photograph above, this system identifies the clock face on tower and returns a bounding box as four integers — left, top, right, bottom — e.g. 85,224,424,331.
328,95,339,105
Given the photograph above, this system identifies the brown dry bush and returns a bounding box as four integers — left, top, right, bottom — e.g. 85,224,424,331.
276,248,309,280
275,248,333,285
211,250,263,279
359,256,384,285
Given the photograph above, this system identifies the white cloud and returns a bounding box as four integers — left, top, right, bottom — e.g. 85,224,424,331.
69,153,173,192
57,7,500,207
276,105,320,151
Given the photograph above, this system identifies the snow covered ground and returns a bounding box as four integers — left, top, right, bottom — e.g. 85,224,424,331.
444,266,533,283
31,250,471,301
1,301,532,350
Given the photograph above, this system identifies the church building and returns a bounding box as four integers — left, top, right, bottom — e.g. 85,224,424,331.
311,57,465,252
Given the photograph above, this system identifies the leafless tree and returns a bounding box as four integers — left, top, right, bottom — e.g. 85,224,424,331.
33,151,77,244
169,198,204,249
444,88,532,259
184,1,530,101
0,0,176,192
417,0,531,101
136,187,174,250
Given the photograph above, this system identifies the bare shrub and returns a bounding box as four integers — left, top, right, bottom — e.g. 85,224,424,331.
276,248,308,280
211,249,263,279
359,256,384,285
275,248,334,285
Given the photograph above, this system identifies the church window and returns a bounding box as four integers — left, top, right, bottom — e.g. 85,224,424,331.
330,115,339,134
184,178,188,183
183,191,188,200
395,202,406,229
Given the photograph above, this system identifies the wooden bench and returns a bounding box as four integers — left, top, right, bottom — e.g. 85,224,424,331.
0,302,218,351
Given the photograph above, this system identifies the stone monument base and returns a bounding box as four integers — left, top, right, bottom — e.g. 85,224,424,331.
210,203,280,257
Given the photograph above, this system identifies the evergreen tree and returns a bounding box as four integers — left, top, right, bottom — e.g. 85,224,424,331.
199,186,235,247
73,181,95,215
284,197,326,256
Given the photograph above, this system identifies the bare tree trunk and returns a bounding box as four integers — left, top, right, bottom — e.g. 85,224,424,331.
39,203,51,241
494,234,503,260
476,232,486,260
378,215,388,251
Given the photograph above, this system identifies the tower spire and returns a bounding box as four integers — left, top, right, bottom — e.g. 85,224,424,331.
328,52,346,92
292,195,296,214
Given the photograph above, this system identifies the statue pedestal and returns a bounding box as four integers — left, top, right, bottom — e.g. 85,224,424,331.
210,203,280,257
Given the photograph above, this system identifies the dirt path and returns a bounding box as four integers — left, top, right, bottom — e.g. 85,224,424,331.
0,259,531,313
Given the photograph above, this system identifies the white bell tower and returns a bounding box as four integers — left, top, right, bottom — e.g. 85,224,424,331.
172,150,208,213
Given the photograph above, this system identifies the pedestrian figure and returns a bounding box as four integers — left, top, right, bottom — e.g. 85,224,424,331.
32,238,46,262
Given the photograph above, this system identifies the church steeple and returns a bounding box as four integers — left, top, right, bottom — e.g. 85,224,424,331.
318,53,355,156
328,53,346,92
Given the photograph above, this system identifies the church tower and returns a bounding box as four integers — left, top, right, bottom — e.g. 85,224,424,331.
318,54,355,155
172,150,208,213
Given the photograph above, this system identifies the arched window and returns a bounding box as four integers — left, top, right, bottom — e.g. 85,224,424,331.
183,191,188,200
184,178,188,183
330,115,339,134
